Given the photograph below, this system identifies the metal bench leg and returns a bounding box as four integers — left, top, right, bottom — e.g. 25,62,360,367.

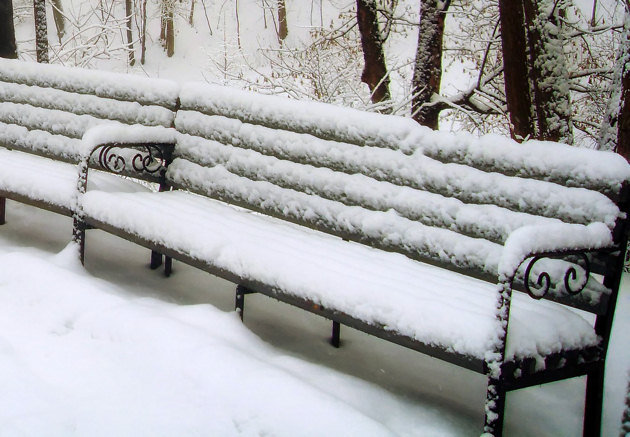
72,218,86,265
0,197,5,225
150,251,163,269
235,285,256,321
583,363,604,437
331,321,341,348
164,256,172,277
484,377,506,436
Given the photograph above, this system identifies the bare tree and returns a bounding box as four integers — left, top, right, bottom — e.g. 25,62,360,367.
51,0,65,43
278,0,288,42
160,0,175,57
125,0,135,65
411,0,451,128
0,0,17,58
356,0,391,107
33,0,49,62
523,0,573,143
615,3,630,160
498,0,534,141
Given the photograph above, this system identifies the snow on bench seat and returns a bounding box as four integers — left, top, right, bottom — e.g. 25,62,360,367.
79,189,599,362
0,148,149,214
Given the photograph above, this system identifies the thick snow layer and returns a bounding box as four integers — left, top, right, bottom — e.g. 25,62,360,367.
0,58,180,108
499,223,613,279
175,111,621,227
81,125,178,154
80,190,600,361
0,121,82,160
176,133,564,244
167,158,503,274
0,82,175,127
0,249,401,437
0,149,148,209
178,83,630,195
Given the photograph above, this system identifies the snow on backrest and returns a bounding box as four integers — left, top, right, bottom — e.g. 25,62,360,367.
179,82,630,198
0,59,179,161
0,59,179,108
174,110,621,230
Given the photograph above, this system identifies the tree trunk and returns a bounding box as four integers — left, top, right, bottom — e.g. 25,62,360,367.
278,0,288,42
616,6,630,160
189,0,194,25
140,0,147,64
0,0,17,58
356,0,391,107
33,0,49,63
160,0,174,57
498,0,534,141
411,0,450,129
125,0,135,65
523,0,573,144
50,0,65,43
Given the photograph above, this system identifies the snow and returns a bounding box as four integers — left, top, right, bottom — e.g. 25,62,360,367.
79,189,600,362
178,82,630,196
0,200,628,436
175,111,622,228
498,222,614,280
0,148,148,210
0,58,180,108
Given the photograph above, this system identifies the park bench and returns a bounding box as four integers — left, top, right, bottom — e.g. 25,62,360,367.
0,58,179,226
0,59,627,436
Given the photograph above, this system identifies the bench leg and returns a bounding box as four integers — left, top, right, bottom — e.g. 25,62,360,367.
484,377,506,436
72,218,86,265
331,321,341,348
235,285,256,321
150,251,163,269
583,363,604,437
0,197,5,225
164,256,172,277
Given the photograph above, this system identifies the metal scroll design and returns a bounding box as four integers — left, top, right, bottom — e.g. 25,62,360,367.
521,251,591,300
95,144,168,175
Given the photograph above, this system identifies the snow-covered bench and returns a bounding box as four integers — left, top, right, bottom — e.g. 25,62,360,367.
71,82,630,437
0,58,179,230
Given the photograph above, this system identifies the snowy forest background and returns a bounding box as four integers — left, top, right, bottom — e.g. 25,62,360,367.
2,0,628,154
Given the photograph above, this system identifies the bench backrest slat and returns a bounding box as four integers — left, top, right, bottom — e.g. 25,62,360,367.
180,83,630,198
175,110,620,228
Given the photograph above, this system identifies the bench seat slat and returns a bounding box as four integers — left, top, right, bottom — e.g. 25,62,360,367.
175,111,621,227
176,134,564,244
80,189,601,363
0,148,149,211
0,82,175,128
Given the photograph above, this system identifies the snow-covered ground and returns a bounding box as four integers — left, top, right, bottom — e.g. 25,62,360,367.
0,200,627,436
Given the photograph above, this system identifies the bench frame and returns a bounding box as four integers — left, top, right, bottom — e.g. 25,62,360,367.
68,137,629,437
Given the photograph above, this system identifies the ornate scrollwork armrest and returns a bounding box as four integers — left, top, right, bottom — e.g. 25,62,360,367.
520,251,591,299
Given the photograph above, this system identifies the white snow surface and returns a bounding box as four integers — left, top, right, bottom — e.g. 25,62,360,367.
179,83,630,194
499,223,614,279
175,110,622,228
80,189,599,361
0,58,180,108
0,148,148,209
81,125,178,154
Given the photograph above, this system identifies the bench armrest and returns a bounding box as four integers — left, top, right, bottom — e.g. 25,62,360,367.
81,124,177,157
498,222,613,283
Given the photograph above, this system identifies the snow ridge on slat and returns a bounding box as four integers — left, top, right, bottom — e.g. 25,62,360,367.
178,82,630,195
0,58,179,108
176,133,563,244
166,158,504,275
0,82,174,128
175,111,621,228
